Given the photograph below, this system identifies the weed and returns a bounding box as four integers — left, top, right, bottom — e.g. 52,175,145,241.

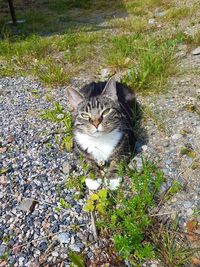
123,41,176,92
0,251,9,261
41,102,73,151
35,59,71,86
69,251,85,267
55,196,72,212
110,17,149,34
164,181,182,201
92,159,164,264
0,168,8,175
165,7,191,22
84,189,108,214
183,104,200,116
180,147,196,158
65,174,86,192
143,105,166,132
151,217,193,267
191,158,200,170
107,34,177,93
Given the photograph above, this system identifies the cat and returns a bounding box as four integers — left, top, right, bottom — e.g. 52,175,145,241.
67,76,136,190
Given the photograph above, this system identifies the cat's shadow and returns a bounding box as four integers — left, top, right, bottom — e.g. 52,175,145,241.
129,96,148,157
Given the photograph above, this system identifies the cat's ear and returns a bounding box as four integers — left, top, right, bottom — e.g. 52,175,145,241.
67,87,83,111
102,76,118,102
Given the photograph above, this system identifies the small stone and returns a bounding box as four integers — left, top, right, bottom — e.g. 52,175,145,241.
87,251,94,259
62,162,71,174
69,244,81,252
18,199,38,212
0,176,7,185
100,68,111,79
52,251,59,257
88,234,94,242
155,11,166,17
13,243,21,255
56,233,70,244
163,140,170,147
148,18,156,24
187,208,193,216
191,47,200,55
0,261,7,267
0,147,7,153
6,135,15,143
141,145,148,152
50,223,59,233
171,134,182,141
196,126,200,134
0,245,6,257
18,257,25,266
38,241,48,252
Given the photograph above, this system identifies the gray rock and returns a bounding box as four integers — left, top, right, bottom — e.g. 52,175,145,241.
0,244,6,257
171,134,182,141
18,257,25,266
155,11,166,17
100,68,111,79
148,18,156,24
196,126,200,134
52,251,59,257
56,232,70,244
38,241,48,252
62,162,71,174
18,199,38,212
191,47,200,55
69,244,81,252
88,234,94,242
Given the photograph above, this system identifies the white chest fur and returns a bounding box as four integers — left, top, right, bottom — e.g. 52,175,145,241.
75,129,122,163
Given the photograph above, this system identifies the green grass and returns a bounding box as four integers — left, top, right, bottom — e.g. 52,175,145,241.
1,0,199,92
151,218,194,267
107,34,179,93
0,31,102,85
41,102,73,151
165,6,192,22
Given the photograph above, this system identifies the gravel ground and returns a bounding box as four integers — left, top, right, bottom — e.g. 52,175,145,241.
0,50,200,266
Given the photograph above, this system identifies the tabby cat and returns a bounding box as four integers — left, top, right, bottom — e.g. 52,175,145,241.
67,77,135,190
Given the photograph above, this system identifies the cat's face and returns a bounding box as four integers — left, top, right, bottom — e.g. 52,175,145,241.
75,97,121,136
67,78,121,137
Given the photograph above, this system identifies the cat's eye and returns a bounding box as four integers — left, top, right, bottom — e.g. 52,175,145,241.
81,113,90,119
102,108,111,116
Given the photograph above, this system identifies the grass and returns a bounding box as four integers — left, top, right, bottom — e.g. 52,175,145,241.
151,218,193,267
165,7,191,22
41,102,73,151
0,0,199,92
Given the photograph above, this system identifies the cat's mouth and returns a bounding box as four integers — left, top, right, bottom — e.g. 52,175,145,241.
91,130,103,137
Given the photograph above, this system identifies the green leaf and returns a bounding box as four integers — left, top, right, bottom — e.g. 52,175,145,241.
98,189,108,200
96,203,105,214
69,251,85,267
60,198,65,206
84,199,94,212
90,193,99,201
0,168,8,175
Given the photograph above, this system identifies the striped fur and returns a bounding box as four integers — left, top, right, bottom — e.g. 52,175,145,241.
67,77,135,170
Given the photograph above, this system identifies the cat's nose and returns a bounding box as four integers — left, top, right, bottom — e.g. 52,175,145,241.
90,118,102,129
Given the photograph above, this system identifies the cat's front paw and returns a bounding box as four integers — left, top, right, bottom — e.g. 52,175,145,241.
105,177,122,190
85,178,102,190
